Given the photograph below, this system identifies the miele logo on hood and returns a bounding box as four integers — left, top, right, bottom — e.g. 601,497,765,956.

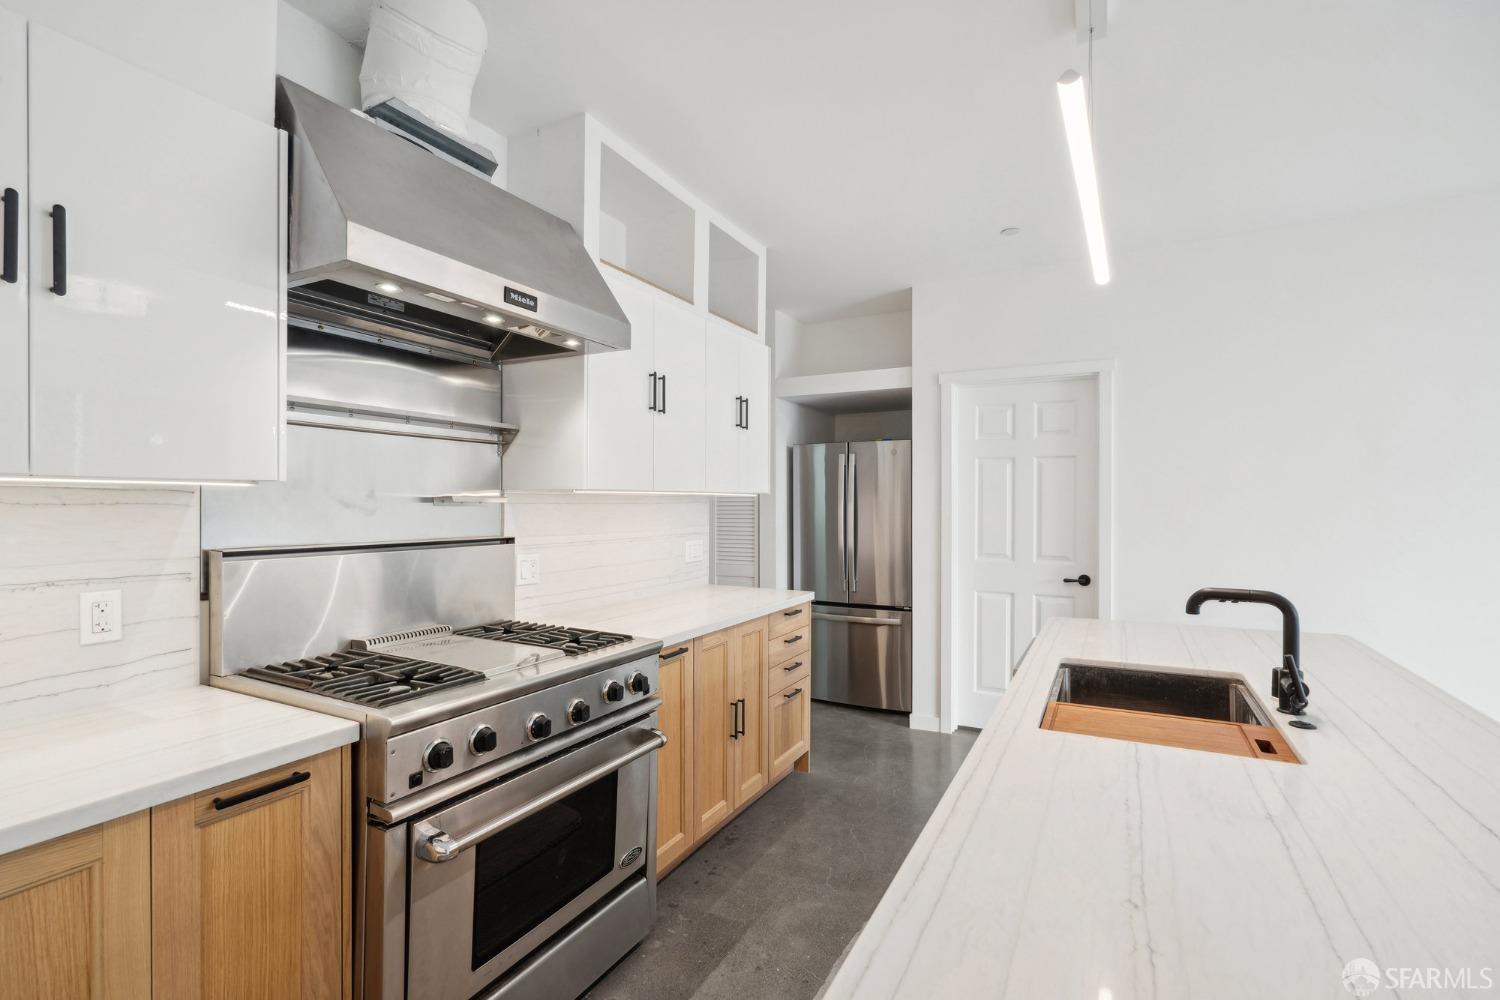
504,287,539,313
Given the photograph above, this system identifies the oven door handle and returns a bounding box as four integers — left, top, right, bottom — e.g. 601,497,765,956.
415,729,667,864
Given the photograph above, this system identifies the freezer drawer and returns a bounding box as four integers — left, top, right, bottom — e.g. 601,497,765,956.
810,606,912,712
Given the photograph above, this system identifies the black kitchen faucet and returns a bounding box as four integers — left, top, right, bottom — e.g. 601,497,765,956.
1185,588,1310,716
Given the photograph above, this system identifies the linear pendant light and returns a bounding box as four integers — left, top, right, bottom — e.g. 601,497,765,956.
1056,69,1110,285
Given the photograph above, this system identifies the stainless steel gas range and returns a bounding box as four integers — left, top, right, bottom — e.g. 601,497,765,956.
205,537,664,1000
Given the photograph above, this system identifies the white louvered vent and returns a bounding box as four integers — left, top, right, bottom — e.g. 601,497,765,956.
711,496,759,587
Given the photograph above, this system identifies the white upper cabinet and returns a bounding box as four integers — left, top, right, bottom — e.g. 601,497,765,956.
0,7,27,475
0,15,282,483
705,317,770,496
505,113,769,495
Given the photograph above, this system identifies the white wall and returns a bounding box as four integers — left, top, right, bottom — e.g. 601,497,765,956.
778,310,912,377
833,409,911,441
0,487,200,726
912,191,1500,724
505,493,710,619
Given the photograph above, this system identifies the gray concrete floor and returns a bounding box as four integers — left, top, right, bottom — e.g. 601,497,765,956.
584,702,979,1000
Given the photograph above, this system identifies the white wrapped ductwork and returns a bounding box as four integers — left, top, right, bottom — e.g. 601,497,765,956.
359,0,488,138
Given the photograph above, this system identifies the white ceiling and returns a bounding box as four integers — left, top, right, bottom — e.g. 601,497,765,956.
288,0,1500,321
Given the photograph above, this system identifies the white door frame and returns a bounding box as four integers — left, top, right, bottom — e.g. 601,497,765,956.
938,359,1117,733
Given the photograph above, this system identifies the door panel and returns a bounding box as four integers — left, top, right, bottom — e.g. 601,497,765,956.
731,618,768,808
655,644,695,874
768,684,811,777
0,8,26,473
951,377,1098,728
692,630,733,835
738,337,769,494
790,444,848,602
704,319,740,493
27,25,280,481
587,273,655,490
847,439,912,608
651,296,706,492
810,607,912,712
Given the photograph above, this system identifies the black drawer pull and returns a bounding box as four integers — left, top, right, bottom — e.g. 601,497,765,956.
659,645,690,661
49,204,66,296
782,634,802,644
783,688,803,699
784,660,803,671
1,188,16,284
212,770,310,811
782,608,803,617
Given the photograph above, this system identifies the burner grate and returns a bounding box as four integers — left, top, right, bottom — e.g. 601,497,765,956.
454,620,633,656
244,650,485,707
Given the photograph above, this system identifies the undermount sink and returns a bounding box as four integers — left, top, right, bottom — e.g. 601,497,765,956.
1040,660,1302,764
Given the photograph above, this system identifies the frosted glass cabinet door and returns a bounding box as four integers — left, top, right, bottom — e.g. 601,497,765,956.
0,8,26,474
739,338,770,494
26,24,281,481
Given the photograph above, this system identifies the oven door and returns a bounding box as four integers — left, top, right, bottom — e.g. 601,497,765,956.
405,718,662,1000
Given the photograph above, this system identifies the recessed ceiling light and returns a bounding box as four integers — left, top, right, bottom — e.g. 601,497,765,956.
376,281,401,294
564,338,580,347
1000,227,1021,237
483,313,503,325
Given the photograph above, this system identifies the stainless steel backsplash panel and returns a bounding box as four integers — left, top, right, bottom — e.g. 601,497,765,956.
206,538,515,675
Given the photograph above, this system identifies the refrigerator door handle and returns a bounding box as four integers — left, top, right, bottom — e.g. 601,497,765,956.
847,451,859,594
812,612,904,627
836,450,848,591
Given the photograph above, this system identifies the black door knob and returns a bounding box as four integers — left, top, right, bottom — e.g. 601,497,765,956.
1064,574,1092,587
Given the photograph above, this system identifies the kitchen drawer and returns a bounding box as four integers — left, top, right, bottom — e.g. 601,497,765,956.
768,683,811,777
768,624,810,665
769,652,811,695
769,602,811,639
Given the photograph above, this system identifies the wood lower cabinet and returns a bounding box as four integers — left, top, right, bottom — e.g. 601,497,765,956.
151,747,350,1000
655,642,697,873
0,812,151,1000
660,611,812,877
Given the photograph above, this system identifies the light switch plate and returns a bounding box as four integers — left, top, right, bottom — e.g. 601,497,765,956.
685,540,705,564
516,554,541,586
80,590,122,645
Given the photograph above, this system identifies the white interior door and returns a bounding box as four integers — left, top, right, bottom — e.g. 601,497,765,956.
652,295,706,492
27,24,281,481
0,7,26,474
951,376,1098,728
587,272,655,490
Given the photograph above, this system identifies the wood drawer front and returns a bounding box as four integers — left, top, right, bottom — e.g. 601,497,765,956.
768,603,811,639
768,626,810,666
769,652,811,695
768,684,811,776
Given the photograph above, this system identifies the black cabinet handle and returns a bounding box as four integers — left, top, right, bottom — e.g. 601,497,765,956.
1,188,16,284
49,204,66,296
733,395,743,428
660,373,667,414
729,699,739,740
784,660,803,671
782,608,803,618
212,770,309,811
783,688,803,699
783,633,803,644
659,645,689,662
741,396,750,430
648,371,658,412
1064,574,1092,587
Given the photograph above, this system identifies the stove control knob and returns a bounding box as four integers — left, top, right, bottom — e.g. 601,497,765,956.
526,713,553,741
469,725,498,755
603,680,626,703
424,740,455,772
567,699,591,725
627,672,652,696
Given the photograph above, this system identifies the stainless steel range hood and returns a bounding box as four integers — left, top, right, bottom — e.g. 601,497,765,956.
276,77,629,366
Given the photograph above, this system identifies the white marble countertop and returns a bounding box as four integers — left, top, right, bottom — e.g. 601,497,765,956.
0,685,358,856
536,585,816,647
824,618,1500,999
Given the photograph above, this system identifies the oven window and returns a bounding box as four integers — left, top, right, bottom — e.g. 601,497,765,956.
470,771,618,969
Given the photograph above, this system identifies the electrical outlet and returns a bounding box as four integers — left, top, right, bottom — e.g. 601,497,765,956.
685,540,705,564
516,554,541,586
79,590,122,645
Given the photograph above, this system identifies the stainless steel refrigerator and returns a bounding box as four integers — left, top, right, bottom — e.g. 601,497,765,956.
790,440,912,712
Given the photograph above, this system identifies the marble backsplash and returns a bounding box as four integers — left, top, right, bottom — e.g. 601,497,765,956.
0,486,201,725
506,493,711,621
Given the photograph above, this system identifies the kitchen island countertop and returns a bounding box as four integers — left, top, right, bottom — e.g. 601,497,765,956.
533,584,815,647
823,618,1500,999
